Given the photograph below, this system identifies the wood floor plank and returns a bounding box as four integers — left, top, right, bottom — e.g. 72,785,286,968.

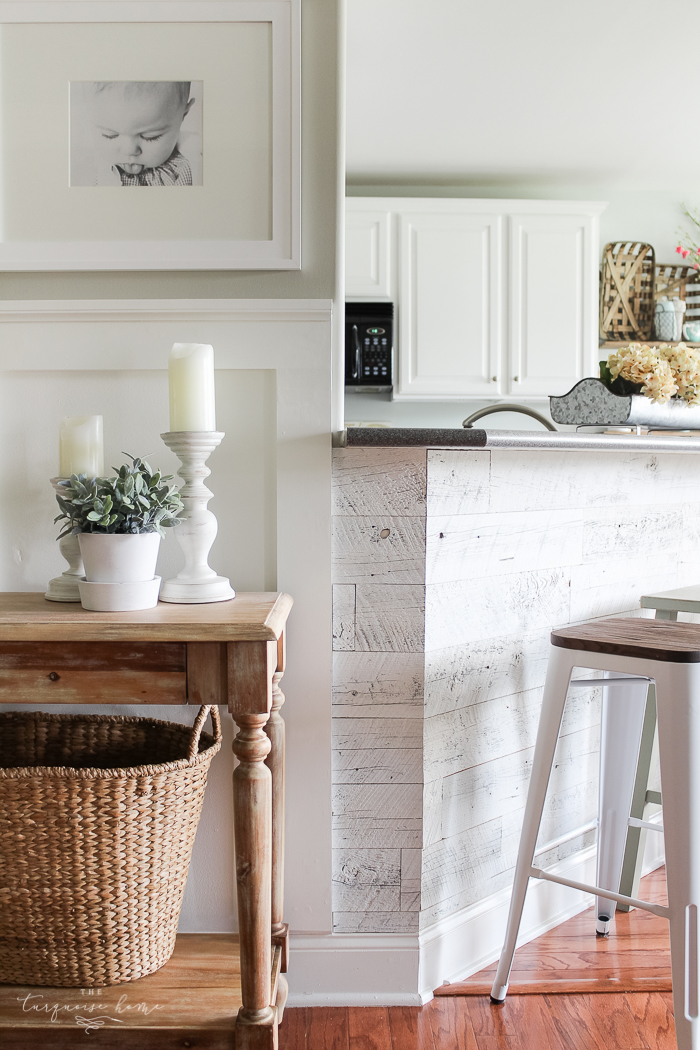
307,1007,349,1050
625,993,676,1050
427,997,478,1050
579,993,647,1048
443,976,672,997
465,996,522,1038
348,1006,392,1050
543,994,608,1050
488,996,561,1050
387,1006,436,1050
280,1007,308,1050
473,1038,522,1050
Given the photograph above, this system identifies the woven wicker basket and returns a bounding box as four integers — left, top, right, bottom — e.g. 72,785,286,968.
600,241,656,342
0,704,222,987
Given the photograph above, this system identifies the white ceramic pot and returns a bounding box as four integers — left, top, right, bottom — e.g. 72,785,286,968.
78,576,162,612
78,532,161,584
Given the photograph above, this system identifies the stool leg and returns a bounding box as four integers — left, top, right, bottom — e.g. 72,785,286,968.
617,685,657,910
595,673,649,935
654,662,700,1050
490,645,573,1003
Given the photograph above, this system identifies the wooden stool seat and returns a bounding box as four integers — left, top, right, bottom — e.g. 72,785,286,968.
552,617,700,662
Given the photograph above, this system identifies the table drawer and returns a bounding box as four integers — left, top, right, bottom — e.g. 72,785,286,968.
0,642,187,705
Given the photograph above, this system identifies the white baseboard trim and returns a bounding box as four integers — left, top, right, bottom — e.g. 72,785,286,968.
287,816,665,1008
286,932,420,1007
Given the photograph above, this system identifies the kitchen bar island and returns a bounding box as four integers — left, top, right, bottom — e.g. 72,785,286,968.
332,430,700,998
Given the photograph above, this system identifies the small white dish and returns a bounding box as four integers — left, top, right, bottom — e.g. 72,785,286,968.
78,576,162,612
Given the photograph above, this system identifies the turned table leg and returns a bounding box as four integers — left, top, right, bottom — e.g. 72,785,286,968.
265,631,289,973
229,639,278,1050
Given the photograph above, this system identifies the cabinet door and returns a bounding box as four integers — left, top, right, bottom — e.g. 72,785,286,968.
396,210,502,399
509,213,598,397
345,207,392,299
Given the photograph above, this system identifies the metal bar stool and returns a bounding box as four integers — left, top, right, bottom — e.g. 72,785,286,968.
615,587,700,907
491,617,700,1050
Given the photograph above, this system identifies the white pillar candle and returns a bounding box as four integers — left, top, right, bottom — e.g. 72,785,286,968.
168,343,216,432
58,415,104,478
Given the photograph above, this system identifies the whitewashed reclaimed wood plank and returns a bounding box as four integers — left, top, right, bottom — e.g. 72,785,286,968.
355,583,425,652
426,510,583,584
682,502,700,551
332,817,422,849
401,889,421,912
424,631,550,718
333,782,423,821
419,826,598,928
421,809,524,912
400,848,422,913
570,554,681,622
332,748,423,785
332,448,427,516
441,723,600,840
423,685,601,783
425,449,491,516
423,779,443,848
488,450,700,513
333,911,419,933
332,583,356,651
333,847,401,886
332,716,423,751
333,650,424,706
332,515,427,584
582,505,685,562
333,703,424,719
425,569,570,651
332,884,400,911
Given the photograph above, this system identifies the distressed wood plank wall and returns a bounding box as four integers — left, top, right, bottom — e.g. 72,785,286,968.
331,446,700,935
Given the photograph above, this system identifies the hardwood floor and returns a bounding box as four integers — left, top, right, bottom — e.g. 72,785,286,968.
280,868,675,1050
438,866,670,996
280,995,677,1050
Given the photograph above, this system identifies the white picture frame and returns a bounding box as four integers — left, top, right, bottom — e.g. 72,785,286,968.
0,1,300,270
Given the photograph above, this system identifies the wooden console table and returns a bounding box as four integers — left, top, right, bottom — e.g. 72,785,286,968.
0,591,293,1050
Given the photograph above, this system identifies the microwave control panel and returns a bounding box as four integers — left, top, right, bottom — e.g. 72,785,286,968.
345,303,394,389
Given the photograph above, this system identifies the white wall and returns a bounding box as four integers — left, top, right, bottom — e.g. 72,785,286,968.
0,300,334,949
345,0,699,428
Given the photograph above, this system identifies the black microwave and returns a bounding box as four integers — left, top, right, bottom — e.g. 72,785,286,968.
345,302,393,390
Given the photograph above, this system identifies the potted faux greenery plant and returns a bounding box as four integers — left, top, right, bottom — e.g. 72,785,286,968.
55,456,184,611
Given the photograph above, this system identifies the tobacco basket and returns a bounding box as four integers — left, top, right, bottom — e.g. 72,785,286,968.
0,705,222,987
600,241,656,342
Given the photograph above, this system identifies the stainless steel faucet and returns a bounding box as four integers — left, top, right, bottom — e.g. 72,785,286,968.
462,403,557,431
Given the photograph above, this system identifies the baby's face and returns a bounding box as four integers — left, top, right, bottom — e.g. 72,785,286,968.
89,85,192,174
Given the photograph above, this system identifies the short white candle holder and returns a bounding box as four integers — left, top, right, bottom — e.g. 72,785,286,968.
45,478,83,602
159,432,235,604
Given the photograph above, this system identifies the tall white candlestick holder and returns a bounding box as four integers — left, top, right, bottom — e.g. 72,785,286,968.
159,432,235,604
45,478,84,602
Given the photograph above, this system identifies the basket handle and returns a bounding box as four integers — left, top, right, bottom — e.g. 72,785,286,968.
187,705,223,761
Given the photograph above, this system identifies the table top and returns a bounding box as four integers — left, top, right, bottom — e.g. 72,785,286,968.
641,585,700,614
0,592,293,642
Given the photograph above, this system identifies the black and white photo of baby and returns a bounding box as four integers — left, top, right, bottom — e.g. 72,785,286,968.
70,81,203,186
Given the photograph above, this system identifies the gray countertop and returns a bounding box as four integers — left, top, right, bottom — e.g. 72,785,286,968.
344,428,700,453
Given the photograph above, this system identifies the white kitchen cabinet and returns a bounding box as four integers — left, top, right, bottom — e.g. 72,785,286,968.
508,212,599,398
345,197,606,400
398,208,502,398
345,206,392,300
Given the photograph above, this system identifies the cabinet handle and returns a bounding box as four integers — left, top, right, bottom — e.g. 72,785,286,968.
492,376,497,382
513,376,519,382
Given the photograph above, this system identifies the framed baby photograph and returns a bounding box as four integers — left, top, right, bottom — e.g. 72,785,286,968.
0,1,300,270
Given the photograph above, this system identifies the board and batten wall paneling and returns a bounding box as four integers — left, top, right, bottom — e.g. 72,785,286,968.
331,444,700,955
